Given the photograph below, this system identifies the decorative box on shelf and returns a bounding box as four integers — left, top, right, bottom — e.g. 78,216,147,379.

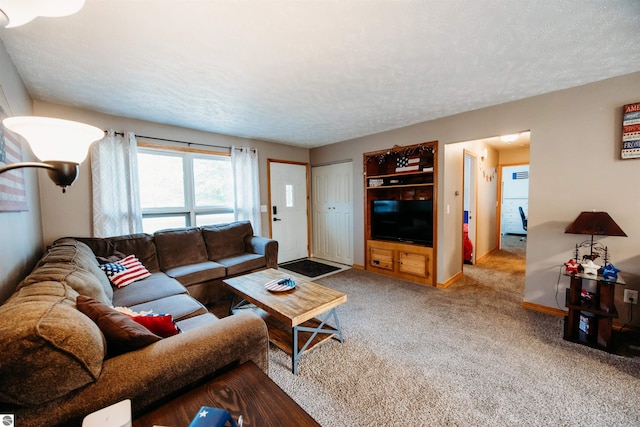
579,312,594,335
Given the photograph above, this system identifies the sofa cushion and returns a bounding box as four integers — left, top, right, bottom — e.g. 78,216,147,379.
175,312,219,332
19,262,112,305
154,227,209,270
71,237,116,259
164,260,226,286
41,239,114,302
127,294,209,321
111,272,187,307
0,282,105,406
108,233,161,272
77,295,162,356
202,221,254,260
96,250,127,264
216,253,267,276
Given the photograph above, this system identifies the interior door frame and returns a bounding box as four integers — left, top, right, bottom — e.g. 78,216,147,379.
462,150,478,267
497,161,530,250
267,158,311,258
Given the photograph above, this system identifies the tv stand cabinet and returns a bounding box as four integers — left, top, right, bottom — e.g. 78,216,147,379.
364,141,437,286
367,240,433,285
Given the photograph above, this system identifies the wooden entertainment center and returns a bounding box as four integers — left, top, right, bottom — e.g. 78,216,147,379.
364,141,437,286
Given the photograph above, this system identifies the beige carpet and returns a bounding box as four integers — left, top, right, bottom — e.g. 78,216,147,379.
262,241,640,426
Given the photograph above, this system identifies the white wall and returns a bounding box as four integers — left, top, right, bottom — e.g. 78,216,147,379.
310,71,640,326
0,39,43,303
33,102,310,244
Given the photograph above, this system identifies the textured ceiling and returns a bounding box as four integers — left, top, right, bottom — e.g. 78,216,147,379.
1,0,639,148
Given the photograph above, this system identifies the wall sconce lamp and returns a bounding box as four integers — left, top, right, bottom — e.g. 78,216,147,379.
0,0,86,28
0,116,104,192
565,210,627,265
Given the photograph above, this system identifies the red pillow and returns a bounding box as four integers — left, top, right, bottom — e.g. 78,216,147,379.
131,314,181,337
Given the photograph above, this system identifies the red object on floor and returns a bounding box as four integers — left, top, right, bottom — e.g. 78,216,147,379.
463,223,473,262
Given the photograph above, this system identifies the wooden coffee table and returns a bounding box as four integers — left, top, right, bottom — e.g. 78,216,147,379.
223,268,347,374
133,361,319,426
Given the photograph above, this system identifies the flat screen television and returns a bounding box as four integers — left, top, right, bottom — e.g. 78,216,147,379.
371,199,433,246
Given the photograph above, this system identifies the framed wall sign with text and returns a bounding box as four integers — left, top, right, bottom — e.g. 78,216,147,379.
621,102,640,160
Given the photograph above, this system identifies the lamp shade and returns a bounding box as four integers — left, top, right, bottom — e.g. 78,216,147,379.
0,0,85,28
2,116,104,164
564,211,627,237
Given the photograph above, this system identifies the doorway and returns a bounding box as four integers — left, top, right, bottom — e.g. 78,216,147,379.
463,151,478,265
499,164,529,254
268,160,310,263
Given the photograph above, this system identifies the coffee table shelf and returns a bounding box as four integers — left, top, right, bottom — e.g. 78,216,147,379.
251,307,341,356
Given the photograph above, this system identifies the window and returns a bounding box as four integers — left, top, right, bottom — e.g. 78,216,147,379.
137,147,234,233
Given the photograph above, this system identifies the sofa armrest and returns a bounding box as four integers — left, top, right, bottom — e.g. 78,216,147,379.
16,311,269,427
245,236,278,268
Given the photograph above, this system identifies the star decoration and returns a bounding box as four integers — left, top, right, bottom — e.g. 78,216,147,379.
564,259,579,273
602,263,620,281
581,260,600,275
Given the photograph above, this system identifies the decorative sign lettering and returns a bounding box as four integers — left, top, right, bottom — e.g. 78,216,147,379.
621,102,640,159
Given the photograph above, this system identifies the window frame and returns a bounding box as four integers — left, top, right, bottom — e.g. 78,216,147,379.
137,143,234,231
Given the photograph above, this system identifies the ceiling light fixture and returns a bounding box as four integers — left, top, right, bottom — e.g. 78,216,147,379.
0,0,86,28
0,116,104,192
500,134,520,143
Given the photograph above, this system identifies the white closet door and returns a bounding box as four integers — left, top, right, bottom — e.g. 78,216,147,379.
312,162,353,265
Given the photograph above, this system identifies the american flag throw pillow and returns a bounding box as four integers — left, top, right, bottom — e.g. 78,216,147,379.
100,255,151,288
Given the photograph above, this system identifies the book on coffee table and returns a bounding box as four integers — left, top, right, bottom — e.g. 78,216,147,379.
188,407,238,427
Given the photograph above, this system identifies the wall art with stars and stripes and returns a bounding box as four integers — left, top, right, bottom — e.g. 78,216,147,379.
0,98,28,212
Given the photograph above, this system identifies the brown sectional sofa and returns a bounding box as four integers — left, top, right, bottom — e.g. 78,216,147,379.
0,221,277,427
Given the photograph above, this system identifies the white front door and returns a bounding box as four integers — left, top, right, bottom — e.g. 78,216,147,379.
269,161,309,263
311,162,353,265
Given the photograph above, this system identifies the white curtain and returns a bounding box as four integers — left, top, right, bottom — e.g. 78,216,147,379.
91,130,142,237
231,146,261,236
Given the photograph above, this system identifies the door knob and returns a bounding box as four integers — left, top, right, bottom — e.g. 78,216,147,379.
273,217,282,221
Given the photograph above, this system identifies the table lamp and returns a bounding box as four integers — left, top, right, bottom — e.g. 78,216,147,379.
564,211,627,265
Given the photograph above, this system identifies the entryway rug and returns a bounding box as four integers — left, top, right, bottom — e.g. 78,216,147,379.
279,259,340,278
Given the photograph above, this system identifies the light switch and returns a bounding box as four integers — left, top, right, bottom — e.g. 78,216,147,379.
260,205,267,213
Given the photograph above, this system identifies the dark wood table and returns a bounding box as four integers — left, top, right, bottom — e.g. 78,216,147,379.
133,362,319,427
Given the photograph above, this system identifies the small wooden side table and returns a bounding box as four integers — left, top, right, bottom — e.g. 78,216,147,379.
563,268,625,351
133,362,319,427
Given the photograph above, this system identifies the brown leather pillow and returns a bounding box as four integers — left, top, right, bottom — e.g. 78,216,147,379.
76,295,161,356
